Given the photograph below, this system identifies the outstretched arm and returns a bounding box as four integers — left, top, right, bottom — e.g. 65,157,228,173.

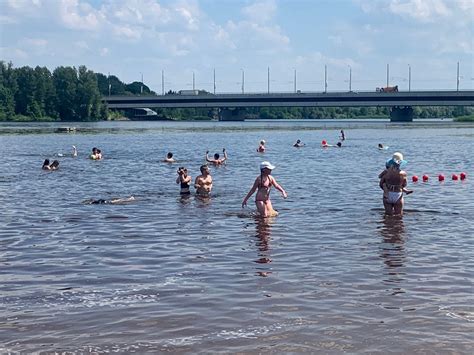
242,178,259,208
271,177,287,198
205,151,212,162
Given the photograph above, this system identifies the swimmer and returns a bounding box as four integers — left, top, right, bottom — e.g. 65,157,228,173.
72,145,77,157
163,152,175,163
336,142,342,148
96,149,102,160
242,161,287,218
340,130,346,141
321,140,332,148
257,140,266,153
90,147,98,160
293,139,305,148
176,166,192,195
42,159,51,170
194,164,213,197
49,160,60,170
206,149,227,165
379,152,413,216
378,143,389,150
83,196,135,205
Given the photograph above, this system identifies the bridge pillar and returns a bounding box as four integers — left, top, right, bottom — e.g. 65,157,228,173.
390,106,414,122
218,108,246,121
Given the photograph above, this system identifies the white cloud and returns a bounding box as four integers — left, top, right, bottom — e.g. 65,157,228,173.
58,0,103,30
242,0,277,24
22,38,48,47
388,0,451,22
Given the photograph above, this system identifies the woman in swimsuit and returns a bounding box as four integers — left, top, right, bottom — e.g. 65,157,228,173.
176,167,192,195
242,161,287,217
379,153,412,216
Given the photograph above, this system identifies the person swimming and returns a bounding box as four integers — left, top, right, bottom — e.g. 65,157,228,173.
242,161,287,218
293,139,305,148
49,160,60,170
42,159,51,170
340,130,345,141
83,196,135,205
163,152,175,163
206,149,227,165
176,166,191,195
257,140,266,153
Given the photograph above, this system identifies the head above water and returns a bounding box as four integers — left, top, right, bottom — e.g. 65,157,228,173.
50,160,59,168
214,153,220,160
42,159,50,166
200,164,209,174
378,143,383,148
336,142,342,147
260,140,265,145
167,152,173,158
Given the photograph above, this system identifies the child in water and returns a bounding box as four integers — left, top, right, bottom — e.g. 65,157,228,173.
242,161,287,217
257,140,266,153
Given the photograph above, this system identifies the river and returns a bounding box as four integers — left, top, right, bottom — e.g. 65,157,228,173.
0,120,473,352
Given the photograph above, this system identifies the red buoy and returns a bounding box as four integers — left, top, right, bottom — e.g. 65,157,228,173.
452,174,459,181
460,172,467,180
438,174,445,182
412,175,419,183
422,174,429,182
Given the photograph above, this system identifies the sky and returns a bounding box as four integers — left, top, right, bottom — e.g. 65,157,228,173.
1,0,473,93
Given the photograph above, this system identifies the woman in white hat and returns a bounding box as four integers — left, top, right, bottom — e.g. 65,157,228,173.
379,152,412,216
242,161,287,217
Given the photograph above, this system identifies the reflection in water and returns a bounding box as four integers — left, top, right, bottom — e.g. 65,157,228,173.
254,217,274,277
378,215,406,290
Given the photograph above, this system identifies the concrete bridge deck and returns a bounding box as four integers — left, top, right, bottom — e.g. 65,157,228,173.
105,90,474,109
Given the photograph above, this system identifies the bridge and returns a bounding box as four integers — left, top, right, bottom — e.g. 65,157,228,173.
104,90,474,122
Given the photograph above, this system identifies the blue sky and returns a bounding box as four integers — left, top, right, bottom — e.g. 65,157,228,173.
1,0,472,93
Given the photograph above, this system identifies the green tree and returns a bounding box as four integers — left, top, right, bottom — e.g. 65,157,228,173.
53,66,78,120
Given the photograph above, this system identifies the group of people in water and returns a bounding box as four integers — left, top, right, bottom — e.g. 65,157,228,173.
42,129,412,216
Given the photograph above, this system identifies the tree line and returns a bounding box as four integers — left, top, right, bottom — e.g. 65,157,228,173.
0,61,471,121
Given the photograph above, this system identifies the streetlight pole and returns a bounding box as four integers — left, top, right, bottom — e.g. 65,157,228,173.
192,71,195,91
294,68,297,93
456,61,460,91
408,64,411,92
161,70,164,95
267,67,270,94
386,64,389,87
213,68,216,94
348,65,352,92
241,69,245,94
108,72,111,96
140,72,143,94
324,65,327,93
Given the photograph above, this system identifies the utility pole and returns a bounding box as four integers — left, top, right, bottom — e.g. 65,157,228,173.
140,72,143,94
267,67,270,94
294,68,297,93
213,68,216,94
386,64,389,87
108,72,111,96
408,64,411,92
324,65,327,93
457,61,460,91
192,71,195,91
161,70,164,95
348,65,352,92
241,69,245,94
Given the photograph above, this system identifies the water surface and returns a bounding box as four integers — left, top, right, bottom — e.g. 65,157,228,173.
1,120,473,352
